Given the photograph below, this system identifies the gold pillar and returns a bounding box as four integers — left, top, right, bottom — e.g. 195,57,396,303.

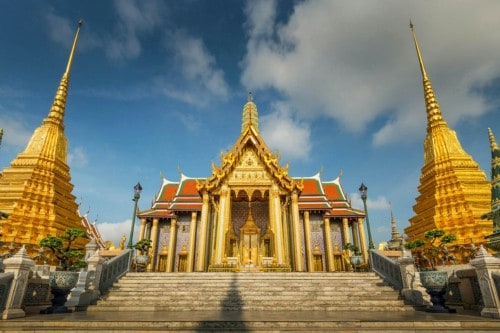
196,192,209,272
166,218,177,272
214,184,230,265
281,203,290,265
187,212,197,272
352,221,360,249
148,218,159,271
357,217,369,263
291,190,304,271
138,218,147,241
303,211,313,272
323,217,334,272
270,184,284,264
342,217,350,246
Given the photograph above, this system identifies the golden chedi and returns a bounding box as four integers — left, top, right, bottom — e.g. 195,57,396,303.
405,22,492,254
0,21,87,255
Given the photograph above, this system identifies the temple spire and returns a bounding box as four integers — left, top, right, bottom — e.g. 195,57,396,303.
241,92,259,133
409,20,447,132
487,128,500,213
46,19,83,126
488,127,499,152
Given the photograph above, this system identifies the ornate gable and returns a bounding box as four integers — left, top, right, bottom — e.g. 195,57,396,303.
196,119,302,194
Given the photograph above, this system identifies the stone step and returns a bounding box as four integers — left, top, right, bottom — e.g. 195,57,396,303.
92,272,407,314
3,310,500,332
111,283,394,292
104,291,398,298
89,304,413,312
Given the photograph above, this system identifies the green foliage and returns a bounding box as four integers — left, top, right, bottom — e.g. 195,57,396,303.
404,228,457,269
39,228,88,271
344,243,361,255
133,238,152,255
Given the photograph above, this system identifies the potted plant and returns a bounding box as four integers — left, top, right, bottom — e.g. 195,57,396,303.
38,228,88,314
405,228,457,313
133,238,152,270
344,243,364,267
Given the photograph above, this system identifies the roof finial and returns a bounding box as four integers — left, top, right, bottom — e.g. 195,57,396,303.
46,19,83,125
409,19,427,79
241,92,259,133
409,20,447,132
65,19,83,75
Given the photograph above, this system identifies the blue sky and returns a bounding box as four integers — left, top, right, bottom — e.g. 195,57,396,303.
1,0,499,247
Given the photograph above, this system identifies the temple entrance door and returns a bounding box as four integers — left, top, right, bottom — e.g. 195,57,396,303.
241,232,259,266
239,205,261,269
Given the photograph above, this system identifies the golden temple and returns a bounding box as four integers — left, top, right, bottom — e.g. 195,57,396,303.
404,23,492,250
137,94,368,272
0,21,104,253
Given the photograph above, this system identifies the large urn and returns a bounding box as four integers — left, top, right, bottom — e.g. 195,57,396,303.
419,270,456,313
40,271,79,314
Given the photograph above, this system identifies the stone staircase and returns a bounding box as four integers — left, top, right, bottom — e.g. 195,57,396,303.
89,271,412,312
2,272,500,332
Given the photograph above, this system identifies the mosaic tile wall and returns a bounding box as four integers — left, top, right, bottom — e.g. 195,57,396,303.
231,201,269,236
310,213,325,270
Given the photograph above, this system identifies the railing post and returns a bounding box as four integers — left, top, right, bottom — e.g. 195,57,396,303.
470,245,500,318
2,246,35,319
396,250,430,307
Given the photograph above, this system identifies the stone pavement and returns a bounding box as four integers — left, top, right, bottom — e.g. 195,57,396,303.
0,307,499,332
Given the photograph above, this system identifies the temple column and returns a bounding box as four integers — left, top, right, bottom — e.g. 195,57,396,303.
281,202,290,265
270,184,284,264
166,218,177,272
138,218,147,241
357,217,369,263
323,217,334,272
196,192,210,271
352,221,360,249
187,212,197,272
342,217,350,246
303,211,313,272
214,184,230,265
148,218,159,271
291,190,304,271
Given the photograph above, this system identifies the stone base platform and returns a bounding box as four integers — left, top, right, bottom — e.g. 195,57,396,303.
1,309,500,332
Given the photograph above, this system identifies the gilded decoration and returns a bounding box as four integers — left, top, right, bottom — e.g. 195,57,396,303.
405,23,491,255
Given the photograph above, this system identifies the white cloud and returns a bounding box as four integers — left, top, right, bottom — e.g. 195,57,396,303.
260,101,311,161
68,147,88,168
105,0,165,61
350,192,391,211
97,219,138,248
241,0,500,146
0,113,32,149
160,30,229,106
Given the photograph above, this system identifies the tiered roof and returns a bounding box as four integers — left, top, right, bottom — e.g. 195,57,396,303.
138,171,364,219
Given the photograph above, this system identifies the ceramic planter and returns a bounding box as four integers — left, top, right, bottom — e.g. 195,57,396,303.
419,270,456,313
40,271,79,314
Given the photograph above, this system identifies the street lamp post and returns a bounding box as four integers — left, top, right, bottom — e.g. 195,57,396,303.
127,182,143,249
359,183,375,250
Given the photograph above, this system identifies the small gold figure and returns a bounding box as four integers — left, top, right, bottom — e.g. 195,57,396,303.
119,235,126,250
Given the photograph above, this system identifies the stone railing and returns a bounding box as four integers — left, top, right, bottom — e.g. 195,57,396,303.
22,277,51,307
370,250,403,290
98,249,132,295
0,273,14,313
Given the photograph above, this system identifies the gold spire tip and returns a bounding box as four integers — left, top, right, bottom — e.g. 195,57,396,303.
409,19,414,30
248,91,253,102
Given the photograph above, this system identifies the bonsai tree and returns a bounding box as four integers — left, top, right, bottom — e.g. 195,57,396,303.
344,243,361,256
133,238,152,256
405,228,457,270
39,228,88,271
